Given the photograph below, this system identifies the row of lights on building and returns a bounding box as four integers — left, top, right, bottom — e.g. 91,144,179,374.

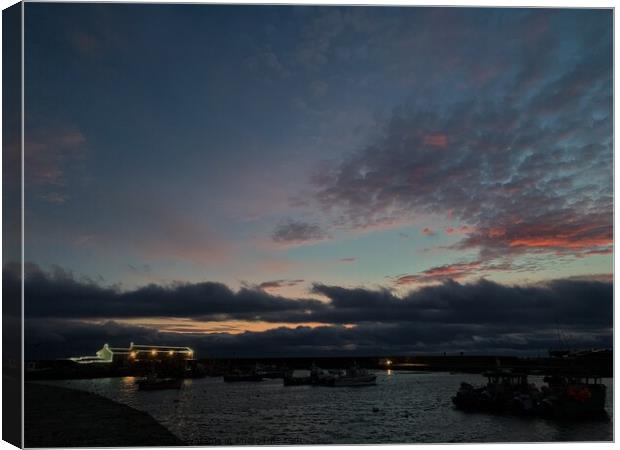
129,349,193,358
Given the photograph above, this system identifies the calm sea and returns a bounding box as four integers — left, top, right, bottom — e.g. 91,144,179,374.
45,371,613,444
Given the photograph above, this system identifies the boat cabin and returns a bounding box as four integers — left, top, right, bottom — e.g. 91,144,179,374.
483,371,529,386
543,373,604,386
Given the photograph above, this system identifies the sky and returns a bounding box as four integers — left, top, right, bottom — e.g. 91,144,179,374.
16,5,613,358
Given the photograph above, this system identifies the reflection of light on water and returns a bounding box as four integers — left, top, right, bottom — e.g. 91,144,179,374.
122,376,136,385
387,369,393,376
120,376,137,396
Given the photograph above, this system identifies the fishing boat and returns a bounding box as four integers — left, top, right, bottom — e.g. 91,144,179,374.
283,369,312,386
452,370,540,414
538,372,607,419
136,374,183,391
453,370,608,419
310,365,337,385
321,365,377,387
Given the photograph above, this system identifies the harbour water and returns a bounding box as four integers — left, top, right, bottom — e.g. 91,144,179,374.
43,372,613,444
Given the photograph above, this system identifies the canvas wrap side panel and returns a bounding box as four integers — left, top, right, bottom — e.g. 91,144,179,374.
3,2,24,448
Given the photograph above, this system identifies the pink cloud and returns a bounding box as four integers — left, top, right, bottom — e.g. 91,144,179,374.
394,261,483,285
444,225,476,235
423,134,448,147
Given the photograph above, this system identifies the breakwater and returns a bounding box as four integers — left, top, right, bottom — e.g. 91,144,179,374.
25,350,612,381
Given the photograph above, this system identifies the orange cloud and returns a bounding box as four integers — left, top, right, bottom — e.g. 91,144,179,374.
117,318,329,334
499,222,613,252
456,220,613,260
508,236,612,250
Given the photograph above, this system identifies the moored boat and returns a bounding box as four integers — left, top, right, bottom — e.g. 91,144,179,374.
283,369,312,386
321,365,377,387
452,370,540,414
538,373,607,419
136,374,183,390
453,370,608,419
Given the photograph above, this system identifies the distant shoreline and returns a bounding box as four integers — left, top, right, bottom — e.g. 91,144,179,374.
25,383,184,447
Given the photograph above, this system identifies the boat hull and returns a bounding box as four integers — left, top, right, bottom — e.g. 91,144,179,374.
539,383,607,419
283,376,312,386
323,374,377,387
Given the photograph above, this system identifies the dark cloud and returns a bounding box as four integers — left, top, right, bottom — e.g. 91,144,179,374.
20,263,611,358
309,279,612,330
271,220,328,243
338,257,357,263
16,264,324,321
18,263,612,329
258,279,305,290
127,263,152,274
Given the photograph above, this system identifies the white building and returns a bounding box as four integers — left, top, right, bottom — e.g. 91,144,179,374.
70,342,194,364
